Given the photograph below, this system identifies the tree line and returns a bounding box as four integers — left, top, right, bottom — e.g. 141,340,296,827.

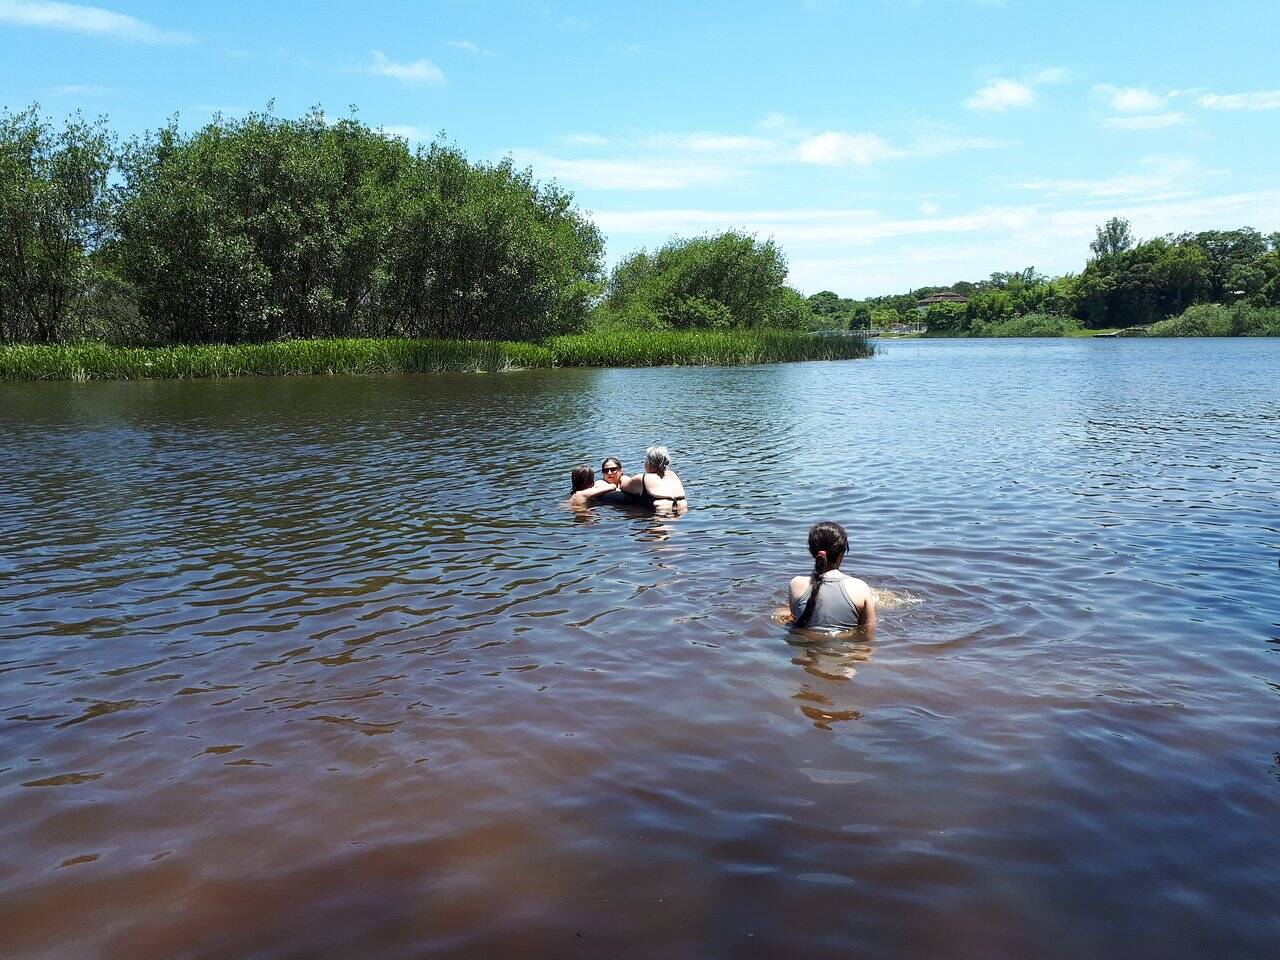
807,217,1280,335
7,104,1275,346
1,105,605,345
1,105,824,346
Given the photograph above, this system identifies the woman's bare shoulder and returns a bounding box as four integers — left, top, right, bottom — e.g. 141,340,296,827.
840,575,873,602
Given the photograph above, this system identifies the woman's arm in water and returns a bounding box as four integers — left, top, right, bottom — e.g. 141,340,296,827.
859,590,877,630
617,473,644,495
570,480,618,506
582,479,618,501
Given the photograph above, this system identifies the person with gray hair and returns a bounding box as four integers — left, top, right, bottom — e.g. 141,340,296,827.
617,445,687,510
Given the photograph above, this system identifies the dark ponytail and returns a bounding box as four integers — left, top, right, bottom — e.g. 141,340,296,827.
795,521,849,628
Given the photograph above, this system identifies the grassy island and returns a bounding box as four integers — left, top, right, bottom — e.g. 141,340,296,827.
1,107,873,380
1,331,871,382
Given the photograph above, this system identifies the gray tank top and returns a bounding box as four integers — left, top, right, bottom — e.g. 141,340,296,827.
790,571,862,629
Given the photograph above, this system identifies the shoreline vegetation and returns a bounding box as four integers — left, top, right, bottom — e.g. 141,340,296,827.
0,331,872,382
2,105,1274,386
0,106,868,381
912,303,1280,339
830,217,1280,340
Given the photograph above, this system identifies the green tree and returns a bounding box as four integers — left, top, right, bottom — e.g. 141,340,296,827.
870,307,901,330
110,109,602,343
384,146,603,340
0,106,114,343
602,232,791,329
1090,217,1135,261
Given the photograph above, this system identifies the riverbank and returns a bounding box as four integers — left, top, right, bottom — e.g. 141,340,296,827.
919,303,1280,339
0,330,872,382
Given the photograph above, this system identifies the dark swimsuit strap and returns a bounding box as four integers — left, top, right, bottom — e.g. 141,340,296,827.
642,472,684,503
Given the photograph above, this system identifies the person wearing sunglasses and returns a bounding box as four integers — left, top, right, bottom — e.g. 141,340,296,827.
567,465,620,507
600,457,627,490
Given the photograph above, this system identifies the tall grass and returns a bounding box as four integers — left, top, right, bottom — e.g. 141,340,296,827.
0,330,873,382
0,338,555,382
970,313,1082,337
1146,303,1280,337
546,329,873,367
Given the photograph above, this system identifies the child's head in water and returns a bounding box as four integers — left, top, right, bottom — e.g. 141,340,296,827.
808,521,848,568
570,465,594,492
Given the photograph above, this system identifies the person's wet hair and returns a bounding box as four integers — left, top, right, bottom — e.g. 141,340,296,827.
644,446,670,476
795,521,849,628
601,457,622,473
570,465,594,492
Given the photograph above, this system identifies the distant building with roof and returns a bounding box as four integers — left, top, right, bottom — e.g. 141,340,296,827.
914,291,969,311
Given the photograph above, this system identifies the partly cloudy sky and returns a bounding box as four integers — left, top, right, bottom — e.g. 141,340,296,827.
3,0,1277,295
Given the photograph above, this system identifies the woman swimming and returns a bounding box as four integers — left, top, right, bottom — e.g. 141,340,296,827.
788,521,876,631
567,465,620,507
616,446,687,510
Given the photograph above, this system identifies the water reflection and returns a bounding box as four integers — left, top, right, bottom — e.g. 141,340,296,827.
789,635,874,730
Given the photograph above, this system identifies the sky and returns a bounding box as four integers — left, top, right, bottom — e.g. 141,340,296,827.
2,0,1279,296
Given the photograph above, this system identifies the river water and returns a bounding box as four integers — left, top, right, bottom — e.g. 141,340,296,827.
1,338,1277,959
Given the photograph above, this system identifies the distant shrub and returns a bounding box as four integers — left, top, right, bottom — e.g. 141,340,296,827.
973,313,1082,337
1147,303,1280,337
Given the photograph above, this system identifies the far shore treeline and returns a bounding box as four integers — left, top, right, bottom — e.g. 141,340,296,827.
1,104,1275,374
812,217,1280,338
0,105,844,356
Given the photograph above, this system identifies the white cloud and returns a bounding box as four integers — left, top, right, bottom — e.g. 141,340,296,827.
598,188,1280,296
509,151,739,190
965,67,1066,112
1014,156,1213,198
1198,89,1280,111
557,132,612,147
965,79,1036,112
0,0,190,42
797,129,1005,166
366,50,444,85
908,132,1008,156
657,133,781,155
518,122,1006,190
49,83,115,96
1094,84,1168,112
1029,67,1069,84
920,200,942,215
1103,112,1185,130
448,39,496,56
799,131,899,165
758,111,801,135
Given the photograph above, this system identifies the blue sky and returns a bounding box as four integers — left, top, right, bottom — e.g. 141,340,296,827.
3,0,1278,296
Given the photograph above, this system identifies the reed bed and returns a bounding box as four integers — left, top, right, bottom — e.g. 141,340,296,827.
546,329,873,367
0,338,556,382
0,330,872,382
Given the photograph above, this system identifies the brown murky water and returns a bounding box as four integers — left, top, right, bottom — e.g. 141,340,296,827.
2,339,1278,959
